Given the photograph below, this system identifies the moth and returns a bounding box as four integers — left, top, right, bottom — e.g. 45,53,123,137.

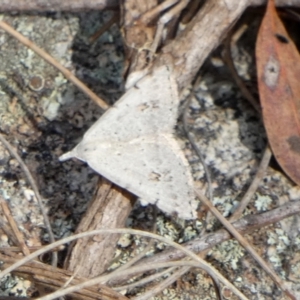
60,66,198,219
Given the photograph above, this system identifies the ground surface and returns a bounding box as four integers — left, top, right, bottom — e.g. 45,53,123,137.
0,9,300,300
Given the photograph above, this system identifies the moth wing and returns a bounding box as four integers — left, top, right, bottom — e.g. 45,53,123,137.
75,134,197,219
82,65,179,143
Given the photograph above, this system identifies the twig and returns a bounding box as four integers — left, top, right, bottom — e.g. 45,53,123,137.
0,197,30,256
230,146,272,222
132,266,190,300
89,11,119,44
0,20,109,111
183,86,213,202
0,245,64,253
0,228,248,300
0,134,57,267
222,25,261,113
195,189,295,300
0,251,128,300
39,260,248,300
113,267,177,292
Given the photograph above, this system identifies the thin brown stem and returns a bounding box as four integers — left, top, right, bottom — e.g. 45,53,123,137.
0,198,30,256
0,134,57,267
230,146,272,222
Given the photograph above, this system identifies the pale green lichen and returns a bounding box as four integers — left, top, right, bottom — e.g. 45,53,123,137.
212,196,233,217
267,229,290,253
209,240,245,270
254,193,272,211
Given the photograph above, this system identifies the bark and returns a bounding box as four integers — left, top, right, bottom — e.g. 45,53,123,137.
64,178,134,278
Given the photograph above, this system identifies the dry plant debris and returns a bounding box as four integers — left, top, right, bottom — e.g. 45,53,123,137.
0,1,300,299
256,0,300,187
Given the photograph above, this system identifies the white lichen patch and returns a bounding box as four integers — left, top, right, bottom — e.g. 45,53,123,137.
179,225,197,243
267,246,283,269
254,193,272,211
267,228,291,270
212,196,234,217
267,229,290,252
0,274,31,297
118,234,132,248
209,240,245,270
9,279,31,297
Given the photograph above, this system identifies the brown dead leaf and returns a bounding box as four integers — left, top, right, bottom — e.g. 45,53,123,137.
256,0,300,186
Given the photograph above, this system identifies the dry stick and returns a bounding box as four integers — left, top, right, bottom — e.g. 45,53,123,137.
0,134,57,267
140,0,180,24
180,84,217,298
183,84,213,202
0,197,30,256
89,11,119,44
132,266,190,300
229,146,272,222
131,258,216,300
147,0,190,53
0,245,64,253
131,250,217,300
195,189,295,300
113,267,178,292
0,228,248,300
222,29,261,114
39,261,247,300
0,20,109,111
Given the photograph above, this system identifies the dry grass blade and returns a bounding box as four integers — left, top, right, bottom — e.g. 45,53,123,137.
0,198,30,256
113,267,177,292
256,0,300,186
0,251,128,300
223,24,261,114
0,228,248,300
38,261,246,300
0,134,57,267
229,146,272,222
131,266,190,300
